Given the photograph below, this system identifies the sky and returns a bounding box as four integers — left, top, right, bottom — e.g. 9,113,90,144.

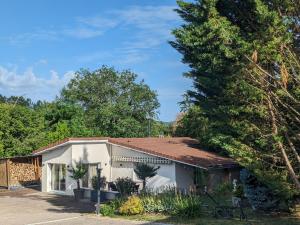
0,0,192,122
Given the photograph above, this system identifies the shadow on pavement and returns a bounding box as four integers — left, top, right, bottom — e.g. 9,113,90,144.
0,187,95,214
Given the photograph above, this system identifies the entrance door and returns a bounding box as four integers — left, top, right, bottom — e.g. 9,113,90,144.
50,164,66,191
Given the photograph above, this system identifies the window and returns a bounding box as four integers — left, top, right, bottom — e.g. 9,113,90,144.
82,164,98,188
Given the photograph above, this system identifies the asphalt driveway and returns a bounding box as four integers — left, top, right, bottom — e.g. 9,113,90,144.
0,188,167,225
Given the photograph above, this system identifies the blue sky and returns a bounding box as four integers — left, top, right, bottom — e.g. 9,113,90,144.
0,0,192,122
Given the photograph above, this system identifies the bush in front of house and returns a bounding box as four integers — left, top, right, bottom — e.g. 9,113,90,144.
92,175,107,190
100,188,202,218
115,177,136,197
119,196,144,215
140,190,202,218
213,182,233,197
100,204,115,216
170,194,202,218
240,169,280,211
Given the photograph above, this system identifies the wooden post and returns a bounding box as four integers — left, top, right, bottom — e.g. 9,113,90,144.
6,159,10,189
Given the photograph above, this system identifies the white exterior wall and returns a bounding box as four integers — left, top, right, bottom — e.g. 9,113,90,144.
41,142,111,196
41,145,72,195
111,145,176,190
175,163,195,191
71,143,111,181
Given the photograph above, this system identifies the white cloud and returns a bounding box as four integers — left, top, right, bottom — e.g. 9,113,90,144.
0,66,74,101
75,5,181,65
6,5,180,65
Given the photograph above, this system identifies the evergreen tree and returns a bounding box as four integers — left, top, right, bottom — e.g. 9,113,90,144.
171,0,300,200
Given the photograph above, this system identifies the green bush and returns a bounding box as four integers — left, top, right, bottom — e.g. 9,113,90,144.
92,176,107,190
240,169,280,211
115,177,136,197
171,194,202,218
109,197,126,210
214,182,233,196
119,196,144,215
140,191,202,218
141,196,165,213
233,184,244,198
100,204,115,216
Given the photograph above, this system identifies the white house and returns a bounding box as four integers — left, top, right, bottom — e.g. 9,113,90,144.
33,137,239,196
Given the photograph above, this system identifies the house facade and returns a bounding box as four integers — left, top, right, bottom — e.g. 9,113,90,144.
33,137,239,196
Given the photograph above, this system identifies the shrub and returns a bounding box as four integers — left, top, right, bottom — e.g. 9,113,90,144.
233,184,244,198
92,176,107,190
140,191,202,218
214,182,233,197
115,177,136,197
119,196,144,215
100,204,115,216
109,197,126,210
240,169,280,211
170,194,202,218
141,196,165,213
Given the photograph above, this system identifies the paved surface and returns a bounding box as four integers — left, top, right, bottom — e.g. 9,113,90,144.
0,188,167,225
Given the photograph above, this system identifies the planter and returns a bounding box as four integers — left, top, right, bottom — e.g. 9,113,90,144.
73,189,85,201
104,190,120,200
90,190,120,202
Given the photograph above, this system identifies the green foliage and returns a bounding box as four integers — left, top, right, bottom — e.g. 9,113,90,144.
141,191,202,218
115,177,136,197
100,204,115,216
172,0,300,202
240,169,281,211
68,162,87,190
134,163,160,190
233,185,244,198
174,106,209,139
0,103,45,157
0,65,161,158
119,196,144,215
214,182,233,197
91,176,107,190
61,66,160,137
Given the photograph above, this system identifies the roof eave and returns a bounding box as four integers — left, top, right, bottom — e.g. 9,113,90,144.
33,139,109,155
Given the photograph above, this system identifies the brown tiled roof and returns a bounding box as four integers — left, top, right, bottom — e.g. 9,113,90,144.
33,137,108,154
33,137,237,169
109,137,237,169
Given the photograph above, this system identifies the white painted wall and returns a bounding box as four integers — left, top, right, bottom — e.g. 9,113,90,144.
41,145,72,194
41,142,111,196
71,143,111,181
111,144,176,191
175,163,195,191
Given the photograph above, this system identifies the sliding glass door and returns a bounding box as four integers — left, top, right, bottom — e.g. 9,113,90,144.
50,164,66,191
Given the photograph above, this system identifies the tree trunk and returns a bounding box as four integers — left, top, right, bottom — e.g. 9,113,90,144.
267,96,300,190
284,131,300,164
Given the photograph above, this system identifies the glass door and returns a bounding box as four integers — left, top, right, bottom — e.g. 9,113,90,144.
50,164,66,191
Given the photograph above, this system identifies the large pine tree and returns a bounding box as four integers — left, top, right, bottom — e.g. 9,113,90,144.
171,0,300,200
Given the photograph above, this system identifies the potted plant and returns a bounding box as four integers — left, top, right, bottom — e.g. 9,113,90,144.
69,162,87,201
90,175,107,202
